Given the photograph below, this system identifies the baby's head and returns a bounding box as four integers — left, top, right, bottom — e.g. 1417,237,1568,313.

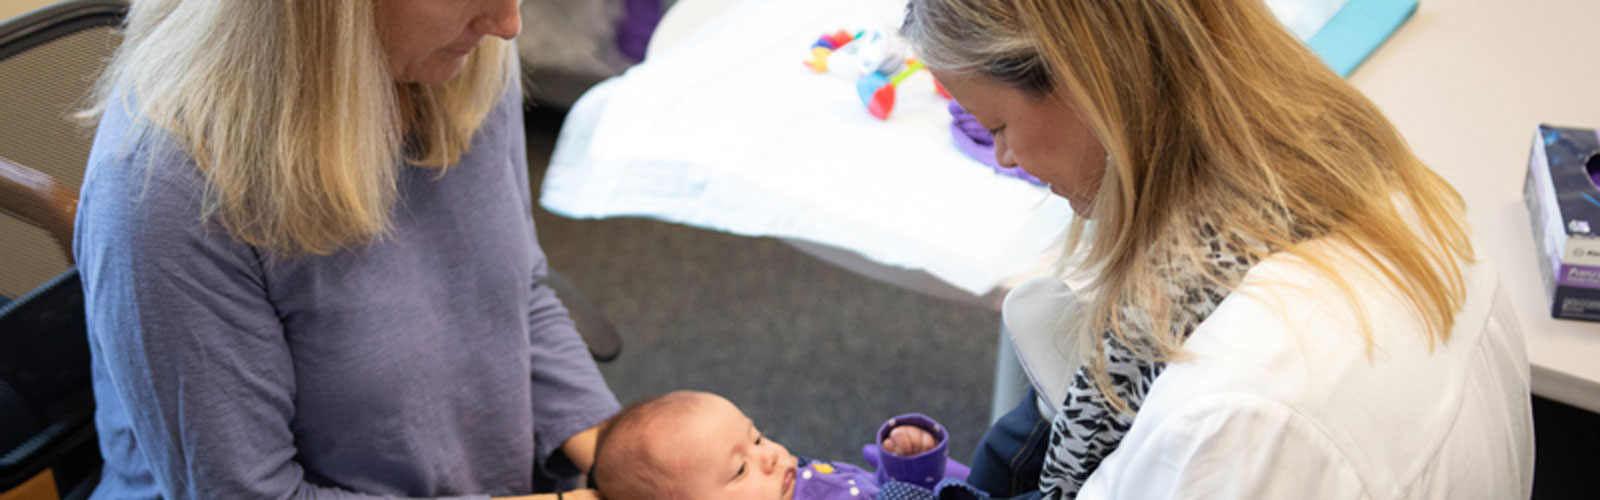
593,391,799,500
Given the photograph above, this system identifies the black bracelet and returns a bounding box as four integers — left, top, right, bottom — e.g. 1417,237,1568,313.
556,491,563,500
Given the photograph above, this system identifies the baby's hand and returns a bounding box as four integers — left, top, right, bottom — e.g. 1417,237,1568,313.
881,425,937,457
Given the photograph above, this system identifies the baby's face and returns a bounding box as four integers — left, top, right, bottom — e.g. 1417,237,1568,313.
659,393,798,500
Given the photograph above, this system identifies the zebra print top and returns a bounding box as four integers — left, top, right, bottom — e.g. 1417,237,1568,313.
1038,224,1262,500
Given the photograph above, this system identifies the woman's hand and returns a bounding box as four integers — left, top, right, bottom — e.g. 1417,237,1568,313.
881,425,938,457
493,489,601,500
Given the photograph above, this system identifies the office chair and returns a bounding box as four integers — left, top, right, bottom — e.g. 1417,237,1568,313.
0,3,125,498
0,264,93,500
0,0,122,307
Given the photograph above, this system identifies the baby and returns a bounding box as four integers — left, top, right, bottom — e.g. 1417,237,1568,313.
590,391,968,500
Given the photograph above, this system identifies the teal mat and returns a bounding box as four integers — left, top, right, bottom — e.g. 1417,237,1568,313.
1305,0,1419,77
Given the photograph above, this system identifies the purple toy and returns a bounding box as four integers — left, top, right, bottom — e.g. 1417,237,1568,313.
861,414,970,489
791,414,973,499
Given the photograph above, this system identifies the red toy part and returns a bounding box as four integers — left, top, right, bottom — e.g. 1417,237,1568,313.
860,60,925,120
867,85,896,120
823,30,854,50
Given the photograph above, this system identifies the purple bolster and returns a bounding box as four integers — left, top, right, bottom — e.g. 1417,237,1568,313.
615,0,663,63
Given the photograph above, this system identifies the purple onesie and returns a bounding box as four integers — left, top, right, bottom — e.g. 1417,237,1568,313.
792,459,882,500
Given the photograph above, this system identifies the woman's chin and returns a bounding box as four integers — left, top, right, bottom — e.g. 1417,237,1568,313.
1063,194,1093,219
394,57,470,85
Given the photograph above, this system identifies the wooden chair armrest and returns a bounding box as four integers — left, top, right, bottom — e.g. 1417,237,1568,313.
0,157,78,264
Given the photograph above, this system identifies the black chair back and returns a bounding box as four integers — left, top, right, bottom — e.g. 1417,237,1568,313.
0,270,95,500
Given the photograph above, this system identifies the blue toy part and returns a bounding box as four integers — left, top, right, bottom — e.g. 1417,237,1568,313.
856,71,890,109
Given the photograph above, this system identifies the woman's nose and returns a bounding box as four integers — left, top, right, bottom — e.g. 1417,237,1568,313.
475,0,522,40
994,136,1018,168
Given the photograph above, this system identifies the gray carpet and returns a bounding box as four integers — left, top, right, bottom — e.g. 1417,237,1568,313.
524,110,1001,464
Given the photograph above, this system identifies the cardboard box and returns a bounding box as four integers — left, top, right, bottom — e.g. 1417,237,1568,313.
1524,124,1600,320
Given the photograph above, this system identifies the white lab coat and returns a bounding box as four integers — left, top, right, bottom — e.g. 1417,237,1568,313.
1004,235,1535,499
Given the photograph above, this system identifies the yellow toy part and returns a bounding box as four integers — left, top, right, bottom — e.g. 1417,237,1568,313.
805,46,832,73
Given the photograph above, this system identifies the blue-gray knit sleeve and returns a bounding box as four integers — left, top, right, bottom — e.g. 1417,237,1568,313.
75,111,491,500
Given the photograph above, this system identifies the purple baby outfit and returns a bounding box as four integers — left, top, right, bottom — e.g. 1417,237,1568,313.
792,459,882,500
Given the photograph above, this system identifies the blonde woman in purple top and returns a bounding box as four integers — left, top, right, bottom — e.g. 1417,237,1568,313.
75,1,617,499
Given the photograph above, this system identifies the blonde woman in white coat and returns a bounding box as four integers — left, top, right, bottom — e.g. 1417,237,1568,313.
901,0,1535,498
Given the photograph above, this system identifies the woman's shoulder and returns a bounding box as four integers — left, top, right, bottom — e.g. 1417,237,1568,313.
1167,238,1504,399
82,112,201,221
76,100,242,264
1132,242,1524,493
82,95,206,196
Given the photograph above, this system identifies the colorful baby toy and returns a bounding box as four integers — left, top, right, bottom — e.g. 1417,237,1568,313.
803,29,856,73
804,29,931,120
802,29,1038,185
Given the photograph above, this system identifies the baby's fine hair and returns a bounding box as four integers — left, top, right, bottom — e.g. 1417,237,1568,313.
591,392,707,500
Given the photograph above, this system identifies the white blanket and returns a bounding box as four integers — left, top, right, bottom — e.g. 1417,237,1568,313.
543,0,1072,295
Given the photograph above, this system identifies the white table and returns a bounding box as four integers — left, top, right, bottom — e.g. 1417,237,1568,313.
618,0,1600,415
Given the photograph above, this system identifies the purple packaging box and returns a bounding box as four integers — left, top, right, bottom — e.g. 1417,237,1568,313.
1523,124,1600,321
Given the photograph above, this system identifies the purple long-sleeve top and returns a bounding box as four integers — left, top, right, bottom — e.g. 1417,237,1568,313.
73,81,620,499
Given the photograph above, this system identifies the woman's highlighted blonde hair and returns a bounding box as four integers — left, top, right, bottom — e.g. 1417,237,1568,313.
84,0,515,256
905,0,1472,413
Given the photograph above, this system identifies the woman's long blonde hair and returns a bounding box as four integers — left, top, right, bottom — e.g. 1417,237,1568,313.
905,0,1472,413
84,0,515,256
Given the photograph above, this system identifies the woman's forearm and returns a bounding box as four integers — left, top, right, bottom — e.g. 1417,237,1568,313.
560,424,603,473
494,489,600,500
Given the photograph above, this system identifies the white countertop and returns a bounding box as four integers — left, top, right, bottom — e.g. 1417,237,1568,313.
1346,0,1600,413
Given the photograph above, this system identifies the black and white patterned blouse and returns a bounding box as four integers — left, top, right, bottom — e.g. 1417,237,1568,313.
1038,224,1263,500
